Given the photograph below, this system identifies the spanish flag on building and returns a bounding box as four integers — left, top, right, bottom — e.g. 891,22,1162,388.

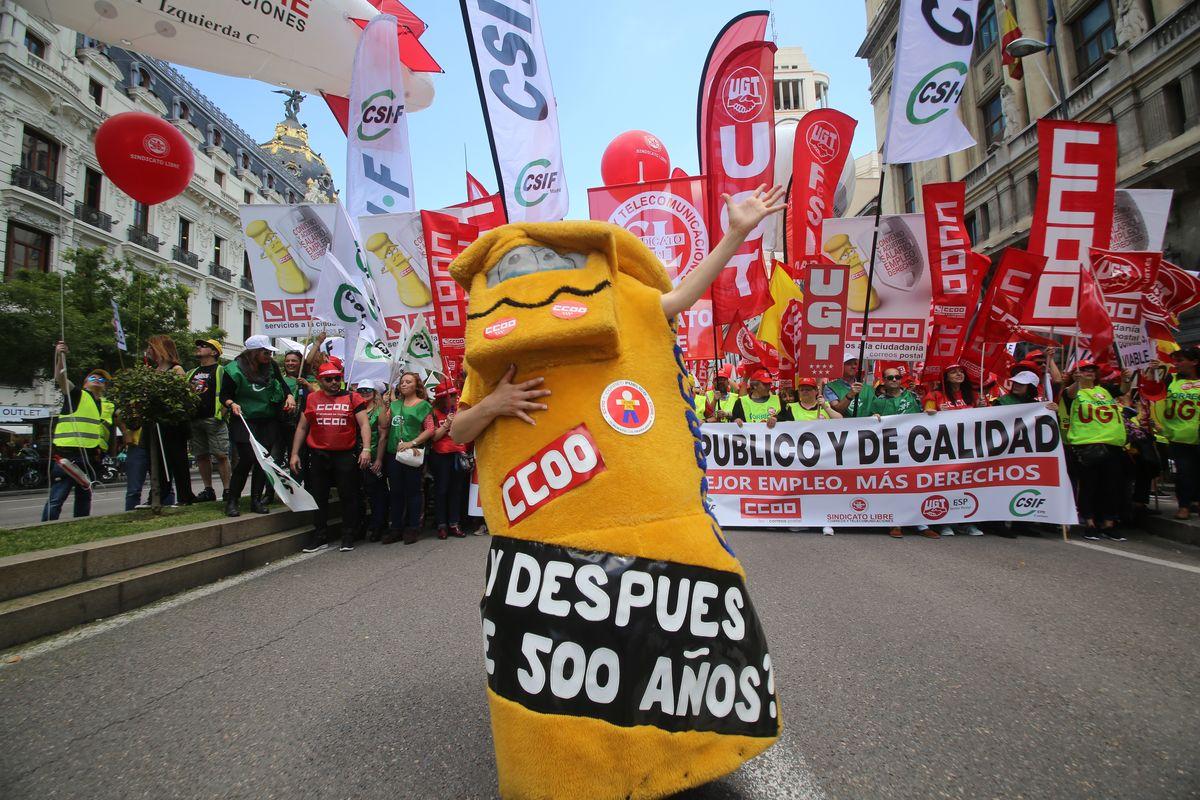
1000,1,1024,80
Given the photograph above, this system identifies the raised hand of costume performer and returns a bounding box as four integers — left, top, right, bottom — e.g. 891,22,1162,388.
661,184,786,318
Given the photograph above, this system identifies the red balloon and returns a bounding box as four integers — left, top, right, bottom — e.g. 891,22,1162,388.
600,130,670,187
94,112,194,205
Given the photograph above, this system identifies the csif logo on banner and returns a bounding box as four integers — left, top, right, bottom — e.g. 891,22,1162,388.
357,89,406,142
516,158,560,208
906,1,974,124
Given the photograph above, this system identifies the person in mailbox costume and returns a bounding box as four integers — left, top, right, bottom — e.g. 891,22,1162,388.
450,186,786,800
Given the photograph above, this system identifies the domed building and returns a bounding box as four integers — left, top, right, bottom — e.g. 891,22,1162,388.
259,90,337,203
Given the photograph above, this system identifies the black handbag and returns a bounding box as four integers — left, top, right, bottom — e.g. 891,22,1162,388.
1073,443,1110,467
456,452,474,473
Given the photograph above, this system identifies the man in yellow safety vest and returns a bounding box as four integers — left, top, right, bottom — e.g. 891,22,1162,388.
43,340,112,520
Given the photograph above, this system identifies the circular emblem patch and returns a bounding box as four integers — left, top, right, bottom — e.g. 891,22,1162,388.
551,302,588,320
484,317,517,339
142,133,169,157
600,380,654,435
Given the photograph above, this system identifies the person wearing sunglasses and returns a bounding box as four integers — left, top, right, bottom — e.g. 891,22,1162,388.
294,362,371,552
779,376,841,535
871,369,937,538
43,340,113,520
355,379,389,541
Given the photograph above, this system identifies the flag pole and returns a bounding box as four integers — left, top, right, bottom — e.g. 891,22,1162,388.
855,166,889,370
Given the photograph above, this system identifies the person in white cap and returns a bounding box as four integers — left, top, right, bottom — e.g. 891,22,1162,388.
355,377,390,540
220,334,296,516
993,370,1054,408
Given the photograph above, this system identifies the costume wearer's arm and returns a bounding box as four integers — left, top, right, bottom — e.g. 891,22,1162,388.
450,365,551,443
661,184,785,318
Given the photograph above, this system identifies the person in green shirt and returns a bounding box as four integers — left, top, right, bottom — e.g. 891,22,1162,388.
732,368,780,427
355,379,389,540
378,371,435,544
1062,361,1132,537
1157,347,1200,519
871,368,937,539
825,358,874,417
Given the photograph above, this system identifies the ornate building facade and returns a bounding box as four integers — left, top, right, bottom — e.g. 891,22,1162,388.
857,0,1200,294
0,0,334,405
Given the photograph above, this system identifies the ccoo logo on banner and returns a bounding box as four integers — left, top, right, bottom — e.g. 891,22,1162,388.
883,0,979,164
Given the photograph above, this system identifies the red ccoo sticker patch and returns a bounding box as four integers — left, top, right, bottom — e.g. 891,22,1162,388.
501,424,606,524
551,302,588,320
484,318,517,339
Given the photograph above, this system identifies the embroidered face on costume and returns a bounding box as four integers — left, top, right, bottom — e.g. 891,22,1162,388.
486,246,587,288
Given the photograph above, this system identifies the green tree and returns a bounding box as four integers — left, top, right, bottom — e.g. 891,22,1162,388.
0,248,223,385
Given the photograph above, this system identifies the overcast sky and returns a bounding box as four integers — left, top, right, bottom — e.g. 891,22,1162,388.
178,1,877,217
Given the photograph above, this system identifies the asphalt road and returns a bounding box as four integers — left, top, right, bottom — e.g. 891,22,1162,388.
1,529,1198,799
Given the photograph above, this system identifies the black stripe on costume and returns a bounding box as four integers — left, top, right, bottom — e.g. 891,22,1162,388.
466,280,612,319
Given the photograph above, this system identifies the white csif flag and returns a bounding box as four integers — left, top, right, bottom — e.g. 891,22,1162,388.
238,417,318,512
347,14,415,219
460,0,567,221
883,0,979,164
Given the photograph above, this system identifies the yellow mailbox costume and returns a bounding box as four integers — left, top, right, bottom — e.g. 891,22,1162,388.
452,221,780,800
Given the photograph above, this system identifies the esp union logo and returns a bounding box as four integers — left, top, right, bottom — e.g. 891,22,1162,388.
921,494,949,521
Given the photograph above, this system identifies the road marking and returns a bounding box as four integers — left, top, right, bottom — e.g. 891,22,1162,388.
1070,540,1200,575
0,549,328,665
731,730,826,800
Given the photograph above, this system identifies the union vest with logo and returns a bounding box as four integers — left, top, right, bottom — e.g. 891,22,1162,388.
53,390,107,451
1155,377,1200,444
740,394,781,423
1067,387,1127,446
787,402,829,422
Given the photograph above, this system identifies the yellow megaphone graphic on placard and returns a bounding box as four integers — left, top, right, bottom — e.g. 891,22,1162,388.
245,219,311,294
365,232,433,308
824,232,880,313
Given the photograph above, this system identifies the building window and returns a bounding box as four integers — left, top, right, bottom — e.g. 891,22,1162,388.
83,168,102,209
1026,174,1039,216
24,30,47,58
773,79,803,111
981,91,1005,146
241,152,251,170
243,189,252,205
210,298,223,329
243,250,252,277
1073,1,1117,78
899,164,916,213
213,235,224,267
242,308,253,342
132,201,150,233
214,168,225,189
212,129,223,147
88,79,103,106
266,174,275,190
1163,79,1186,139
965,211,979,244
978,204,992,241
176,100,191,121
5,222,51,278
977,2,998,51
178,217,192,252
21,127,60,179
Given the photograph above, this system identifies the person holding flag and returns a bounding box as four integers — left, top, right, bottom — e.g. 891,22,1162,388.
826,358,873,417
732,368,781,427
779,376,840,537
704,364,740,422
1155,346,1200,519
43,341,112,521
293,361,371,553
1062,361,1133,538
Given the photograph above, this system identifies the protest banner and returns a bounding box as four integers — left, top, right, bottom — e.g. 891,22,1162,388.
1091,248,1161,369
1024,120,1118,328
821,214,932,362
702,405,1077,528
356,211,435,341
921,182,988,381
702,39,776,324
795,260,850,380
239,204,339,336
1111,189,1173,252
421,210,477,369
790,108,857,260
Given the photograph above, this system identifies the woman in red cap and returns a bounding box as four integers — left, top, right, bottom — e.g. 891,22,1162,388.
922,365,985,536
429,379,469,539
293,361,371,552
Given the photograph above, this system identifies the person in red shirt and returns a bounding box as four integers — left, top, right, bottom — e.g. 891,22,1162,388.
429,380,470,539
923,364,981,412
292,361,371,553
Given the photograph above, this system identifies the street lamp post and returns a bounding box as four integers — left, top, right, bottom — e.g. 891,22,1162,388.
1005,36,1070,113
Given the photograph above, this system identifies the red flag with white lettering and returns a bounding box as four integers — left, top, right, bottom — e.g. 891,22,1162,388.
1023,120,1118,328
419,211,477,368
1090,248,1160,368
1144,261,1200,342
963,248,1047,384
789,109,857,262
795,260,851,380
921,182,990,382
702,39,776,324
444,192,507,233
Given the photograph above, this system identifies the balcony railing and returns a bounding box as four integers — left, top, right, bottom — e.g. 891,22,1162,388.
240,275,254,290
127,226,161,252
209,264,232,282
10,166,64,204
172,246,200,269
74,202,113,232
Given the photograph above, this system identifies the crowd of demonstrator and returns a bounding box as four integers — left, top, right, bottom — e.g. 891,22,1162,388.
41,334,1200,546
690,345,1200,540
42,336,482,553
